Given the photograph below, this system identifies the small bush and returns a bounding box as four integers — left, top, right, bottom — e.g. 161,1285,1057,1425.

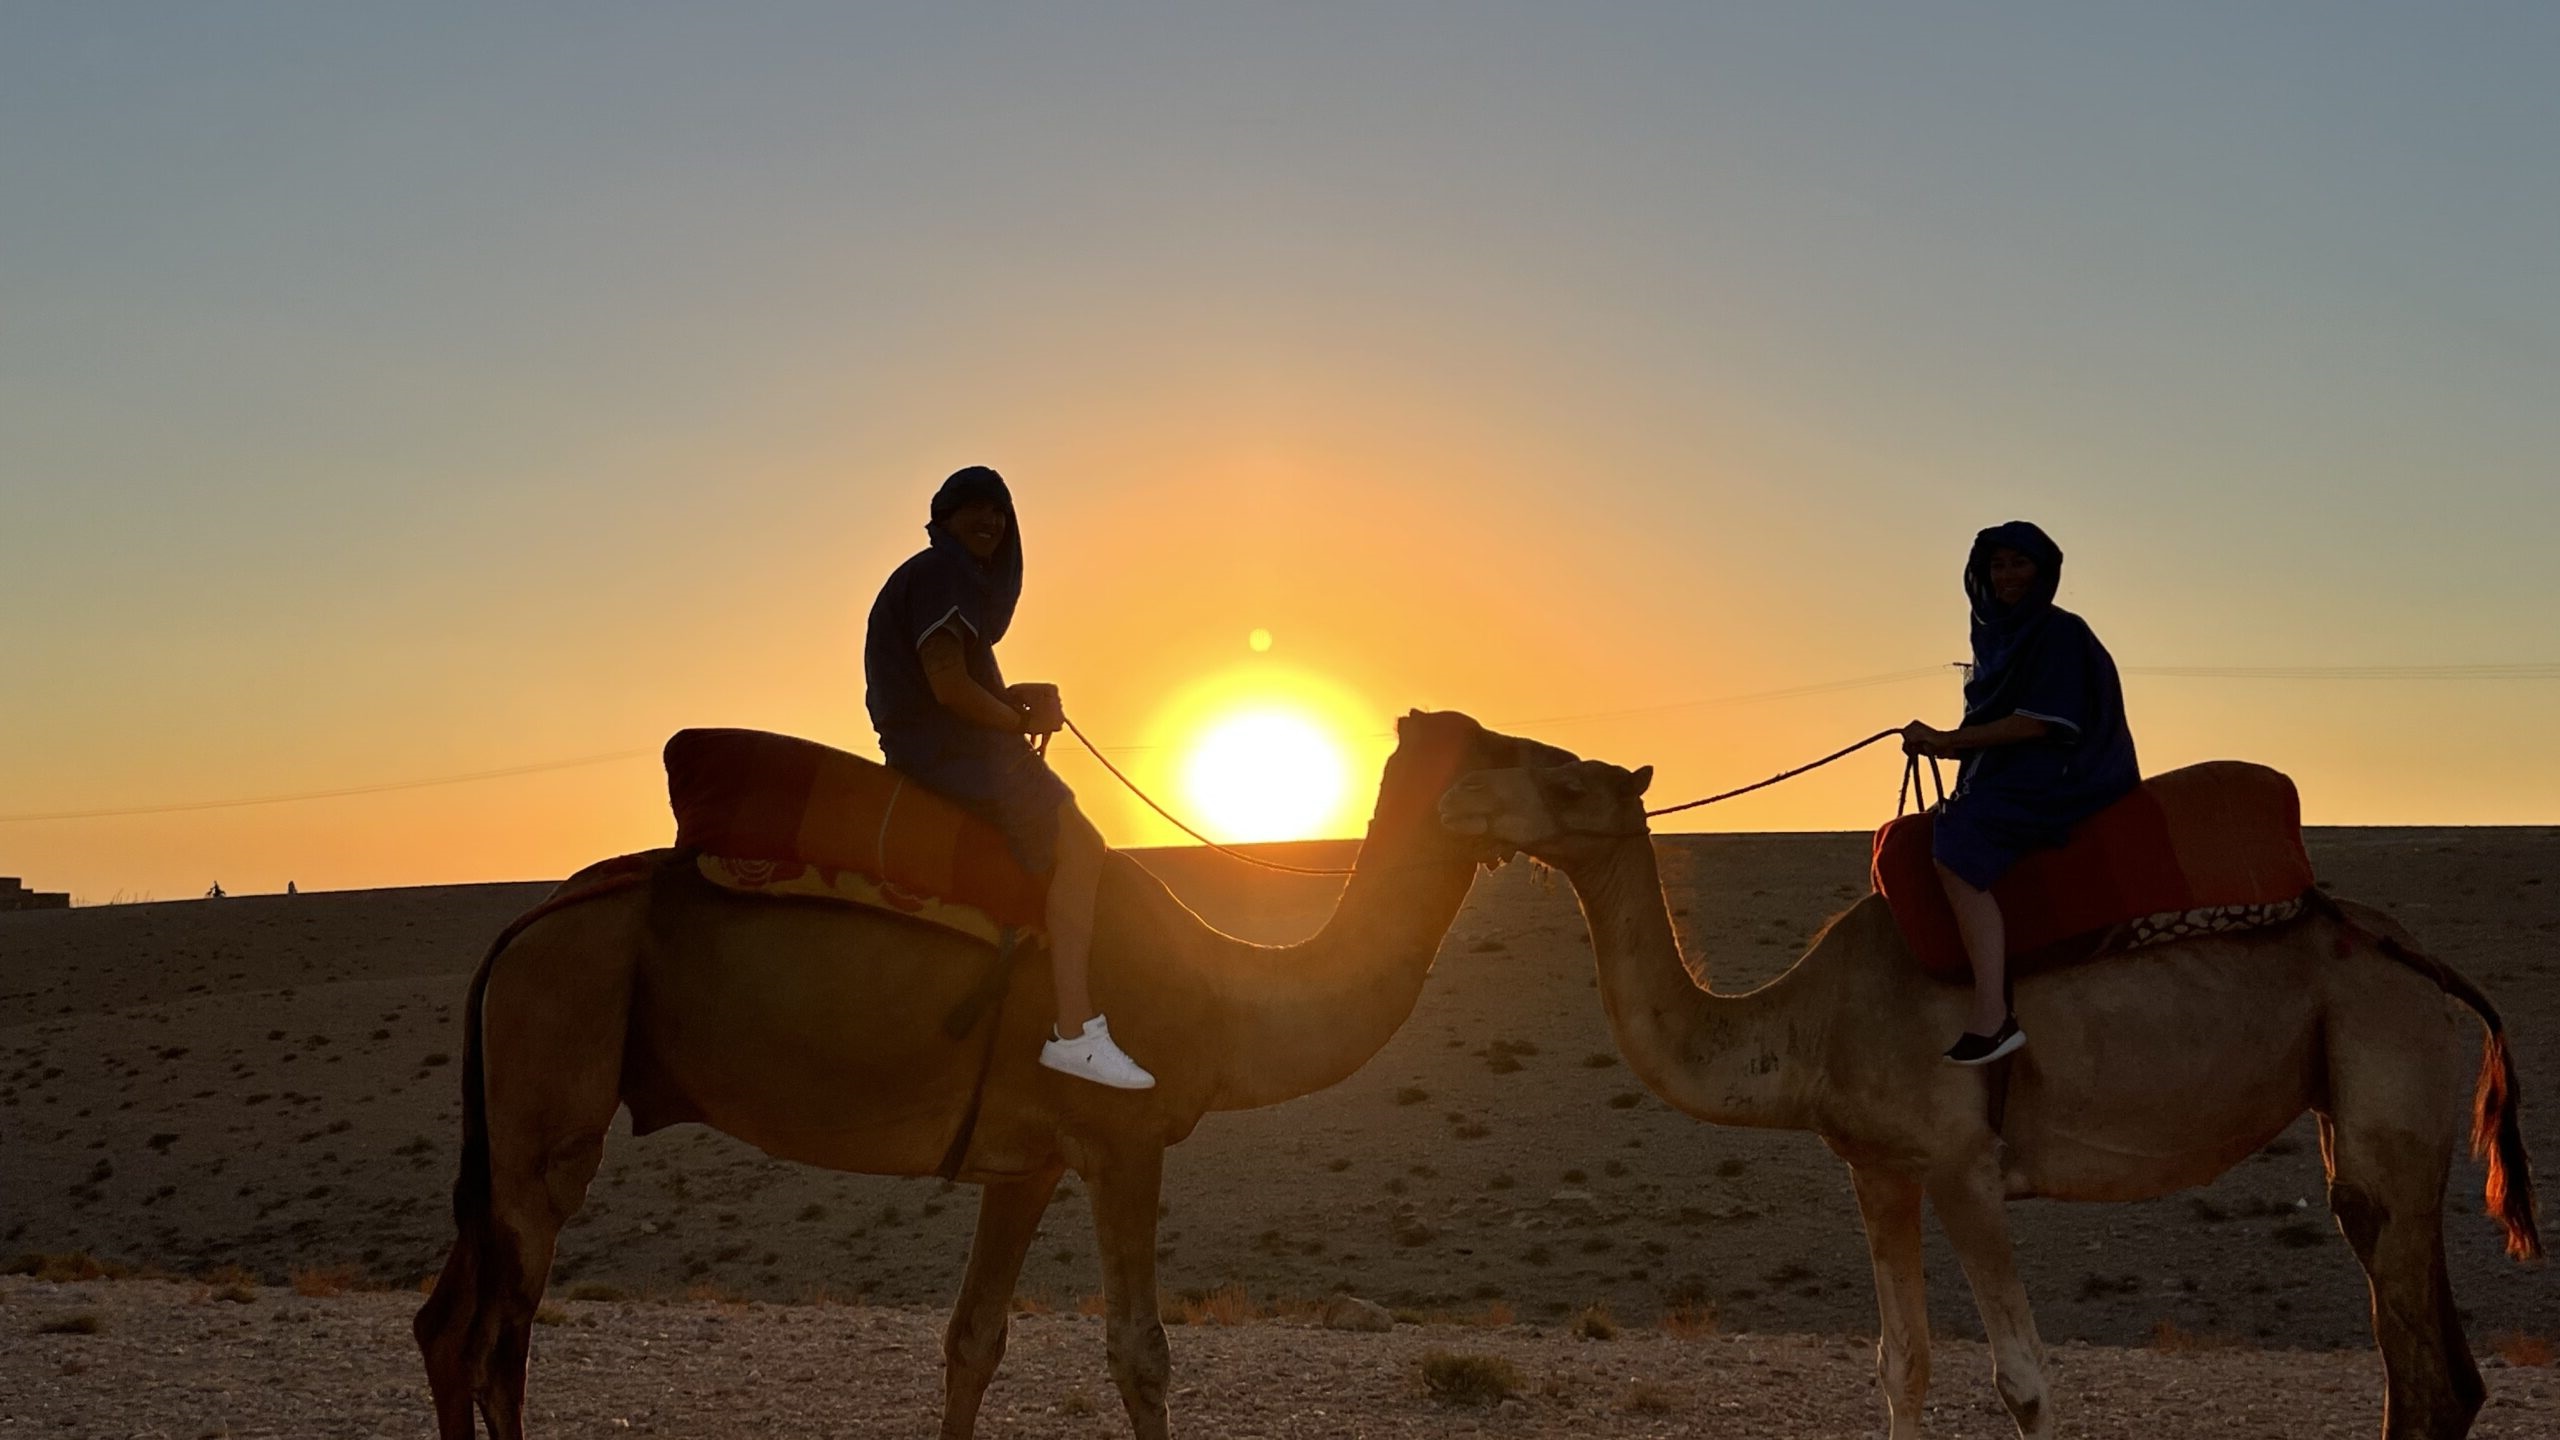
2493,1332,2554,1368
1606,1092,1642,1110
1059,1386,1098,1417
1418,1349,1523,1406
534,1303,568,1326
1574,1303,1618,1341
2271,1220,2328,1249
289,1264,361,1298
1660,1300,1718,1338
37,1313,101,1335
1621,1381,1680,1414
1394,1086,1429,1106
2148,1319,2243,1352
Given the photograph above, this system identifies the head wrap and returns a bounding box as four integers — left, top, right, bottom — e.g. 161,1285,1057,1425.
923,465,1023,645
1959,520,2066,725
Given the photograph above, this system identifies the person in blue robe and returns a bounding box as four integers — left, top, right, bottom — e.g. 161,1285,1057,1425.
1902,521,2139,1064
865,466,1155,1090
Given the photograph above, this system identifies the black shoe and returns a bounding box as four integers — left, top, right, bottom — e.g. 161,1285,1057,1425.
1944,1015,2026,1066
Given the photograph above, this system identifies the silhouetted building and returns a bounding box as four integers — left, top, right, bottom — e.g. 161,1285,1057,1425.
0,877,69,912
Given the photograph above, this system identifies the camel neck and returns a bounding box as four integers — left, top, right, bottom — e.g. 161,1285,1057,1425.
1566,835,1821,1131
1202,820,1479,1112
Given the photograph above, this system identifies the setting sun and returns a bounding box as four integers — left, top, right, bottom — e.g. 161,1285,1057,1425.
1179,707,1347,842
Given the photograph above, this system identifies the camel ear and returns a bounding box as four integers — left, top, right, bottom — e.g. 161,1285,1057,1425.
1627,764,1654,797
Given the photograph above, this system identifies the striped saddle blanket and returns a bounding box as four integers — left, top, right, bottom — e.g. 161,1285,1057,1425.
665,728,1045,947
1870,760,2316,981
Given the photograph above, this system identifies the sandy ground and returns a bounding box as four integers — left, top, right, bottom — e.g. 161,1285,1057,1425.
3,829,2556,1433
6,1279,2557,1438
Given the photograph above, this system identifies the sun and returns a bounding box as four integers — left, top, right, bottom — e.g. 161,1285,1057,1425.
1180,707,1348,842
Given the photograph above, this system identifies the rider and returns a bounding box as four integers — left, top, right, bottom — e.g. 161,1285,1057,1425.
863,465,1156,1090
1902,521,2139,1065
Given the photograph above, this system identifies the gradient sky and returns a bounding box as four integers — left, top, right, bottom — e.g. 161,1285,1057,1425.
5,5,2556,902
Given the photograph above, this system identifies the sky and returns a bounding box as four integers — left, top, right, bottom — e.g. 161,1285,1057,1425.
3,5,2557,902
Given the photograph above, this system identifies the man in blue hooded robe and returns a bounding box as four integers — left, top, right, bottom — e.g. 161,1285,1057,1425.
1902,521,2139,1065
864,466,1155,1089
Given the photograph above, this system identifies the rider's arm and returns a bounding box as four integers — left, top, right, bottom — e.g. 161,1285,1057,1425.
1940,713,2051,752
921,626,1039,733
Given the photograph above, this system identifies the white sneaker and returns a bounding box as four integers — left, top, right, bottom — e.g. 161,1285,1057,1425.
1040,1014,1156,1090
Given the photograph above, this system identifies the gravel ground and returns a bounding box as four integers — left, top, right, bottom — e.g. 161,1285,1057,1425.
4,1280,2555,1438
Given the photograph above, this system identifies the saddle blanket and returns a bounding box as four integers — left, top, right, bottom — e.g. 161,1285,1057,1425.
666,728,1046,942
1871,760,2316,981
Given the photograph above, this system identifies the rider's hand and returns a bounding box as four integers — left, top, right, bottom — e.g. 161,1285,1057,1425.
1900,721,1952,758
1008,683,1066,735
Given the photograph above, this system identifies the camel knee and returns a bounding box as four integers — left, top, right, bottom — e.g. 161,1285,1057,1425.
1875,1339,1928,1407
2329,1178,2386,1259
943,1307,1010,1381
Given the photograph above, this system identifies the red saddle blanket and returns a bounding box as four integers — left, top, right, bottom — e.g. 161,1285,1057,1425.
1871,760,2315,981
664,728,1047,933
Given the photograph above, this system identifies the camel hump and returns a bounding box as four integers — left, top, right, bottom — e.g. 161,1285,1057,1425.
664,727,1047,931
1873,761,2315,981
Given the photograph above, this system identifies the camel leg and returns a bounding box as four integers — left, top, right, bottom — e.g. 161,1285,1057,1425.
415,930,628,1440
1087,1144,1173,1440
941,1168,1065,1439
1850,1166,1932,1440
2321,1113,2484,1438
1928,1158,2054,1440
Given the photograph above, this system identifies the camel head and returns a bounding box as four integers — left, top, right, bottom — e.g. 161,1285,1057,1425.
1386,710,1586,867
1437,754,1655,867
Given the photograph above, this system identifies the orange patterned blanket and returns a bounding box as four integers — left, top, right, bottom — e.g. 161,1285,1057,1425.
665,728,1046,942
1871,760,2315,981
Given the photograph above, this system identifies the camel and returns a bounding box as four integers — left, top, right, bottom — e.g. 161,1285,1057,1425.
1436,752,2541,1440
414,710,1561,1440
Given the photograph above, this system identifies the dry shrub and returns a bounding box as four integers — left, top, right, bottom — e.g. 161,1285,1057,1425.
1477,1300,1517,1328
37,1313,101,1335
567,1282,627,1303
681,1281,749,1305
201,1264,256,1288
2492,1332,2554,1368
1077,1292,1108,1318
1620,1381,1680,1415
9,1252,125,1283
533,1303,568,1327
1660,1300,1718,1339
288,1264,361,1298
1010,1291,1053,1316
1058,1386,1098,1417
2148,1319,2244,1353
1418,1349,1523,1406
1574,1303,1619,1341
1182,1283,1260,1326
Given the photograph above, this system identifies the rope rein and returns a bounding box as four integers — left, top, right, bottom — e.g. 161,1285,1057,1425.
1062,717,1946,877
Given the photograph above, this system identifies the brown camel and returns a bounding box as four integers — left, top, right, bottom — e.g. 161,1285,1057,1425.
414,710,1558,1440
1437,753,2541,1440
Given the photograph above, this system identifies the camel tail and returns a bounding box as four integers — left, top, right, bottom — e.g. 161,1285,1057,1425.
449,927,505,1231
2471,1026,2542,1263
2340,904,2544,1264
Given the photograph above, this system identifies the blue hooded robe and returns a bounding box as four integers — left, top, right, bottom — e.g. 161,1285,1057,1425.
863,466,1074,873
1931,520,2140,890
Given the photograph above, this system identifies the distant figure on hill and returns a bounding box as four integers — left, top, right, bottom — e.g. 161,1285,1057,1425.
286,881,298,896
205,882,226,899
1901,521,2139,1064
863,465,1155,1090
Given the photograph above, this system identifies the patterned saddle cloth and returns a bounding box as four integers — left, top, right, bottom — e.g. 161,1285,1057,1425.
665,728,1046,947
1870,760,2316,981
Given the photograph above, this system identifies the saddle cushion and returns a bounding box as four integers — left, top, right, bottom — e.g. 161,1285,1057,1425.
1871,760,2315,981
665,728,1047,934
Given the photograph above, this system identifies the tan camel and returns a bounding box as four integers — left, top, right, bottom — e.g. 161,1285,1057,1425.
1437,754,2541,1440
414,711,1560,1440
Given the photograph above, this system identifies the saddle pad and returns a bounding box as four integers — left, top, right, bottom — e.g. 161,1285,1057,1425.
1871,760,2315,981
695,853,1013,947
665,728,1046,933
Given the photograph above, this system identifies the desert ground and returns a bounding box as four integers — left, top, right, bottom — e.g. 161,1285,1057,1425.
4,828,2555,1434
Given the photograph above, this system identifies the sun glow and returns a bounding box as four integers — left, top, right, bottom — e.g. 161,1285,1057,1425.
1145,665,1384,846
1181,708,1347,842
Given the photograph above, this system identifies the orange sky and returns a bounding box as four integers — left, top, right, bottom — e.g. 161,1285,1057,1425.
4,9,2556,902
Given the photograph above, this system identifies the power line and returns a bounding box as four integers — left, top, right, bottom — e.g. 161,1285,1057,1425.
6,659,2555,824
0,750,653,824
